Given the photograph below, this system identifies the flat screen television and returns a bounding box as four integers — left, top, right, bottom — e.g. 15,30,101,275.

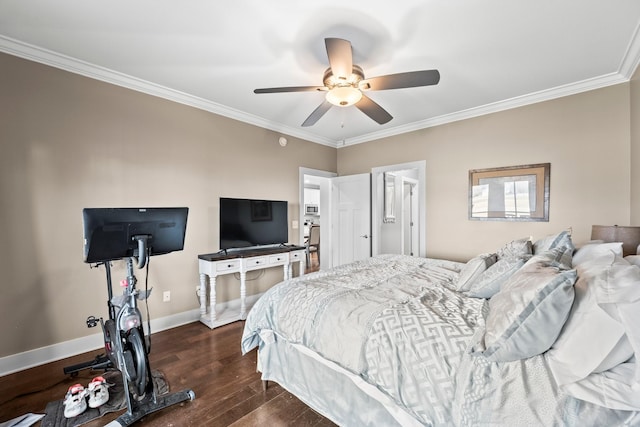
83,207,189,263
219,198,288,250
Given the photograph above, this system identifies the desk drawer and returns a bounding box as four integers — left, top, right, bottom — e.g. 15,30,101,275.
216,260,241,272
244,256,268,270
290,251,305,262
268,254,288,265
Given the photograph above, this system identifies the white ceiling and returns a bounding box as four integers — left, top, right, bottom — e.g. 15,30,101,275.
2,1,640,148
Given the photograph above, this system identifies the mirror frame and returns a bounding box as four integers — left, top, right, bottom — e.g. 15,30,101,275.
469,163,550,221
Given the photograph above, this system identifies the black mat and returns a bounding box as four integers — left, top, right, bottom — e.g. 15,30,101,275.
41,370,167,427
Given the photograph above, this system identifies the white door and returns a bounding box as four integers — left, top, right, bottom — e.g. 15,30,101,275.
331,173,371,267
402,179,419,256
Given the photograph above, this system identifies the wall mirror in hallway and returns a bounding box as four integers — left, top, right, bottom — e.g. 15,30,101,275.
372,161,426,257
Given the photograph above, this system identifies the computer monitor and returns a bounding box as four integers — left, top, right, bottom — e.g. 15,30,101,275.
83,207,189,264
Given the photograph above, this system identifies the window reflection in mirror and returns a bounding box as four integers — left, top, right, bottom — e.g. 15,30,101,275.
469,163,549,221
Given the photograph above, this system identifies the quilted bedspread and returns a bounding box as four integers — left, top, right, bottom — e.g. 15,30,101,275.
241,255,487,425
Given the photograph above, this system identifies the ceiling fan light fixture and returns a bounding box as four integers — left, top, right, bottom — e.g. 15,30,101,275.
326,86,362,107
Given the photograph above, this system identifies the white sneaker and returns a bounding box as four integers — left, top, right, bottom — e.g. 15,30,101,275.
87,376,110,408
63,384,87,418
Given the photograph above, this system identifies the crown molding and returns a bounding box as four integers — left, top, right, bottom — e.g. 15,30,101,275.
0,35,338,148
341,72,628,147
2,30,638,150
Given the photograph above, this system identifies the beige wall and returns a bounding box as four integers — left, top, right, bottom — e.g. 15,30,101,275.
338,84,632,261
1,49,638,360
0,53,336,357
631,66,640,224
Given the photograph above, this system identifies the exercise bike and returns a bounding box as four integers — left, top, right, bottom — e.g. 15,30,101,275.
64,208,195,426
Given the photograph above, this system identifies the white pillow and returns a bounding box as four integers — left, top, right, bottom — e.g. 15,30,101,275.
472,250,577,362
456,253,497,292
546,253,631,386
563,361,640,411
624,255,640,267
572,242,623,267
575,255,640,411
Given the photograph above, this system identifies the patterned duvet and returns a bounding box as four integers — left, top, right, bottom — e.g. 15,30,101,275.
241,255,486,425
242,254,640,426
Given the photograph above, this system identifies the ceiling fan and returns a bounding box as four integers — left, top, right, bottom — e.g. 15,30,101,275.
254,38,440,127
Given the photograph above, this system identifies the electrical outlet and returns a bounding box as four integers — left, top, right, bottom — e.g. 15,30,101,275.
163,291,171,302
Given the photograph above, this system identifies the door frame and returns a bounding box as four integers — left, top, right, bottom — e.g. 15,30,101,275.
299,167,337,268
371,160,426,257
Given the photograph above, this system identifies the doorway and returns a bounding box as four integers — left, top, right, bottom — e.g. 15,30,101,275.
299,168,335,270
299,168,372,270
371,161,426,257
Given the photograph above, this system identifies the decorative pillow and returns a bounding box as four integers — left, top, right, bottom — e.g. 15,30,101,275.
456,253,498,292
533,230,575,255
538,244,574,270
465,256,526,298
472,251,577,362
497,237,533,259
572,242,623,267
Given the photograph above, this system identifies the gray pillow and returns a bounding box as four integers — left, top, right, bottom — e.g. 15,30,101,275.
472,252,577,362
465,256,526,298
533,230,575,255
497,237,533,259
456,253,498,292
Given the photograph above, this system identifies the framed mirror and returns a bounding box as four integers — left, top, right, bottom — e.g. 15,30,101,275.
469,163,550,221
383,172,396,223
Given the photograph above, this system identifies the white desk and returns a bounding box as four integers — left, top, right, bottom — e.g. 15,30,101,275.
198,246,306,329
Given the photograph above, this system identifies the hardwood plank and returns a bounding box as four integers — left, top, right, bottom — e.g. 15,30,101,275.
0,321,337,426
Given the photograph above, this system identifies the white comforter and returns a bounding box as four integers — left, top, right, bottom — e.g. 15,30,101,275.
242,255,485,425
241,254,640,426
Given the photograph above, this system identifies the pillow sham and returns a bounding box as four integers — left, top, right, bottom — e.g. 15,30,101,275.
533,230,575,255
572,242,623,267
465,256,526,298
497,237,533,259
456,253,498,292
472,249,577,362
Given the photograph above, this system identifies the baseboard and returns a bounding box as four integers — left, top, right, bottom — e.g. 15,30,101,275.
0,293,263,377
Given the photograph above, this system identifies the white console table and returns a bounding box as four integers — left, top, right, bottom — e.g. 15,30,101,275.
198,246,306,329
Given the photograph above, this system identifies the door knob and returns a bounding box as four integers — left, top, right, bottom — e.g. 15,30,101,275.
360,235,369,239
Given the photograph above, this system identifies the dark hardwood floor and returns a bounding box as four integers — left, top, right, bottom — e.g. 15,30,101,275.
0,320,336,426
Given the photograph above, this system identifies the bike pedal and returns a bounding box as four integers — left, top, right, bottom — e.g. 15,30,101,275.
86,316,100,328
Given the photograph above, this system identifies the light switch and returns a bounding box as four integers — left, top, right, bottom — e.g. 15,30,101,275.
292,220,299,229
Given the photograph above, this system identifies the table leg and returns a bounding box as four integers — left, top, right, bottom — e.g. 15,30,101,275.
210,275,217,323
299,257,306,276
199,274,207,320
240,271,247,320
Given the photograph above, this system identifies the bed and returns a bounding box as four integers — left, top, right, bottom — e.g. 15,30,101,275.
241,231,640,426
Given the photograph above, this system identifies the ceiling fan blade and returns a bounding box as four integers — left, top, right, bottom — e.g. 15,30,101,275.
355,95,393,125
254,86,327,94
360,70,440,91
302,100,333,127
325,38,353,80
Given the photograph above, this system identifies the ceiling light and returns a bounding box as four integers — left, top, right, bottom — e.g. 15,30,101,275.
325,86,362,107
